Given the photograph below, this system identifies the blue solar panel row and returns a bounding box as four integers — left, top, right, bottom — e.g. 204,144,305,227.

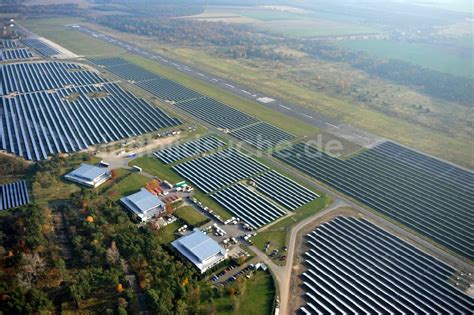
211,183,287,229
173,148,268,193
0,83,181,160
252,170,319,210
300,216,473,314
0,180,29,211
154,136,225,164
230,121,295,150
0,48,33,61
21,38,59,57
1,40,20,49
0,62,107,96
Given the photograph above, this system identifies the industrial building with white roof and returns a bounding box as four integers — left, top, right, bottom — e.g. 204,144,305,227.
120,188,165,222
64,164,111,188
172,229,227,274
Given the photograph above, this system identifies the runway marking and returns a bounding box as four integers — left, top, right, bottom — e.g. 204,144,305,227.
225,83,235,88
279,104,291,110
241,90,252,95
325,122,340,129
212,78,219,82
301,113,313,119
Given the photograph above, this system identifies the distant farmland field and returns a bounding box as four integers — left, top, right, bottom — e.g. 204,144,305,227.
336,38,474,79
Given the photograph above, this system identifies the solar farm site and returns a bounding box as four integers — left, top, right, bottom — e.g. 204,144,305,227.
154,136,225,164
92,57,295,150
0,180,29,211
275,141,474,259
299,217,473,314
170,145,321,228
0,61,181,160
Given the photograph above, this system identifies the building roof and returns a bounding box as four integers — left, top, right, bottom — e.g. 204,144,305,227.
120,188,165,221
172,229,227,273
69,164,109,181
178,229,224,262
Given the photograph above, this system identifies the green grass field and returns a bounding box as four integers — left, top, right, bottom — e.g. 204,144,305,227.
158,220,181,244
253,196,329,252
174,206,210,227
213,270,275,315
336,39,474,79
105,172,149,201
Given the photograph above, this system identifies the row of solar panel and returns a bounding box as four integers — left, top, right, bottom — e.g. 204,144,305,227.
173,148,268,194
299,217,473,314
21,38,59,57
274,142,474,259
0,48,34,61
252,170,319,211
375,141,474,190
0,180,29,211
0,61,107,96
211,183,287,229
154,136,225,164
0,83,181,160
92,57,296,149
1,40,20,49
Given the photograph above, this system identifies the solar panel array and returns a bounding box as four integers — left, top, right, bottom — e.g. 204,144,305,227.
136,78,202,102
176,97,259,130
0,83,181,160
0,62,106,95
91,57,293,149
274,142,474,259
1,40,19,49
92,57,129,67
211,183,286,229
252,170,319,210
21,38,59,57
106,63,159,82
300,216,473,314
173,148,268,193
230,122,295,150
154,136,225,164
0,48,33,61
0,180,29,211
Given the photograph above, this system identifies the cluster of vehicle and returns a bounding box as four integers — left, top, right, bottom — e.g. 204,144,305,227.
221,264,256,285
209,264,237,283
190,197,225,223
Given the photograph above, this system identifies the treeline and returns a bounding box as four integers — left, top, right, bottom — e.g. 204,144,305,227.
0,154,219,314
92,3,203,17
299,42,474,107
0,3,84,17
95,15,273,47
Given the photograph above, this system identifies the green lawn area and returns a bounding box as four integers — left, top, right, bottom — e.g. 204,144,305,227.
158,220,181,244
253,196,330,252
336,39,474,79
105,172,150,201
174,206,209,227
129,156,184,183
212,270,275,315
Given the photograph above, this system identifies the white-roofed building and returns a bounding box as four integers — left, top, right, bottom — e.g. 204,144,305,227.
172,229,227,274
64,163,110,188
120,188,165,222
